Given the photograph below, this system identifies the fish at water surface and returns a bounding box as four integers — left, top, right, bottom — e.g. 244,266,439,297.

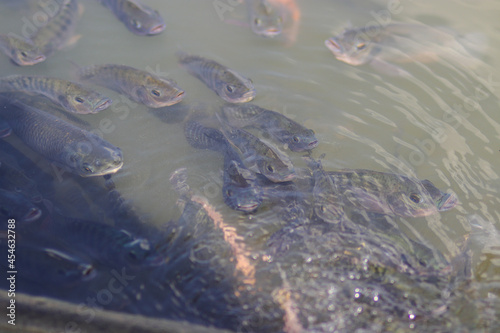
220,103,318,152
29,0,82,59
326,169,458,217
98,0,166,35
245,0,283,38
76,64,185,108
0,34,45,66
325,22,486,76
0,188,42,223
0,98,123,177
178,53,256,103
0,75,112,114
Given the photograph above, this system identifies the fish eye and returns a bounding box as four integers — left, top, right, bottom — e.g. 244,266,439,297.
356,42,366,50
74,96,85,103
151,89,161,97
409,193,421,203
225,85,234,93
254,18,262,27
292,135,300,143
20,51,28,58
266,164,275,173
226,189,233,197
131,19,141,29
81,163,93,173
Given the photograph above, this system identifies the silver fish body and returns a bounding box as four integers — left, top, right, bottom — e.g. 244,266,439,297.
178,53,256,103
77,64,184,108
98,0,166,35
0,98,123,177
0,75,112,114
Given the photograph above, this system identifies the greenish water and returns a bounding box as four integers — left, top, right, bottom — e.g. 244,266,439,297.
1,0,500,330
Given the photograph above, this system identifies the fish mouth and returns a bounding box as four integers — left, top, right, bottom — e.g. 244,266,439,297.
230,90,256,104
238,202,260,212
325,38,342,55
0,127,12,138
93,98,113,112
160,90,185,107
22,207,42,223
436,192,458,211
148,23,166,35
18,54,46,66
260,27,282,37
307,140,319,149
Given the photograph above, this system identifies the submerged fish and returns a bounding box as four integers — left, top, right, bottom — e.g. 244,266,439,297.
326,169,455,217
246,0,283,37
98,0,166,35
0,98,123,177
0,188,42,223
220,103,318,152
325,22,486,76
268,0,300,44
0,75,112,114
219,122,295,182
29,0,82,59
0,34,45,66
0,159,42,202
421,179,458,211
178,53,256,103
77,64,184,108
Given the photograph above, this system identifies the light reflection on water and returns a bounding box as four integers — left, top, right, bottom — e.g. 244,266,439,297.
1,0,500,327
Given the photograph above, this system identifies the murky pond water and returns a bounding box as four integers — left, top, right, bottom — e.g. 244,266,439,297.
1,0,500,331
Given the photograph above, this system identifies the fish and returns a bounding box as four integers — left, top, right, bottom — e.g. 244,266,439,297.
220,103,318,152
307,158,344,224
0,75,112,114
0,34,45,66
49,215,155,267
0,159,42,202
0,98,123,177
325,22,486,76
98,0,166,36
76,64,185,108
245,0,283,37
0,188,42,223
29,0,82,59
184,119,263,212
178,53,256,103
219,122,295,182
0,118,11,137
326,169,453,217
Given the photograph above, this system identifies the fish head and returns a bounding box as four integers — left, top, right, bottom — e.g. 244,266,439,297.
421,179,459,211
123,2,166,35
43,249,97,283
223,183,262,213
0,189,42,223
0,35,46,66
218,70,256,103
282,129,319,152
123,238,153,264
314,198,343,223
258,158,296,183
135,77,185,107
250,1,283,37
60,84,112,114
325,29,375,66
61,136,123,177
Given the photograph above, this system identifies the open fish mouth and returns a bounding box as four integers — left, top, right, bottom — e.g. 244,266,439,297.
22,207,42,223
0,127,12,138
238,202,260,212
325,38,342,55
148,23,166,35
20,54,46,66
436,192,459,211
232,90,256,103
93,98,113,112
261,27,282,37
307,140,319,149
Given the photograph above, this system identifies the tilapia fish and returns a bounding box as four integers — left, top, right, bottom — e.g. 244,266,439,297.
77,64,184,108
326,169,458,217
0,188,42,223
325,22,485,75
0,34,45,66
221,103,318,152
246,0,283,37
98,0,166,35
178,53,256,103
0,75,112,114
29,0,82,58
219,122,295,182
0,159,42,203
0,98,123,177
